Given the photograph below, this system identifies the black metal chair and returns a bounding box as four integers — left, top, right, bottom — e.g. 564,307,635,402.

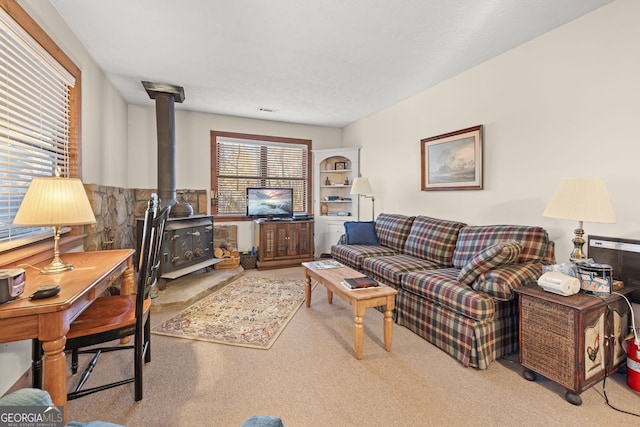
64,194,169,401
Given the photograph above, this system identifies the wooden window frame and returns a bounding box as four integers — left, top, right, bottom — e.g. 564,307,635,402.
210,130,312,222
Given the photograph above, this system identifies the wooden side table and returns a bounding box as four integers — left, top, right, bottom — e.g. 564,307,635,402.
514,285,632,405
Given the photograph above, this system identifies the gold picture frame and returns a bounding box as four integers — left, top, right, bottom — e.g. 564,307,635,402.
421,125,483,191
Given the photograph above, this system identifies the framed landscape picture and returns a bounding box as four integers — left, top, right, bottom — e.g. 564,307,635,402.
421,125,483,191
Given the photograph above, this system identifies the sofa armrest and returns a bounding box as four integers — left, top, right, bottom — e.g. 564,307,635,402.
472,263,542,301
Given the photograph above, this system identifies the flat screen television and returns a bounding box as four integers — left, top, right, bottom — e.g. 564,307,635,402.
246,187,294,219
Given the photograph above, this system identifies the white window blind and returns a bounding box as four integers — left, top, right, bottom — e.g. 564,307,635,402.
216,138,309,215
0,8,75,246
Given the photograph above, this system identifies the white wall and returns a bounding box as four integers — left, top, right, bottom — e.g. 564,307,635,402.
343,0,640,264
127,106,342,251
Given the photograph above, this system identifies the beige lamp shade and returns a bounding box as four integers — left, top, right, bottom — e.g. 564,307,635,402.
13,176,96,274
543,177,615,262
542,178,616,224
13,176,96,226
350,177,373,196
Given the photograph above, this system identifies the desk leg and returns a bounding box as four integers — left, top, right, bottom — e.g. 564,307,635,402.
327,288,333,304
42,336,67,424
121,256,135,344
304,270,312,308
120,256,135,295
353,302,365,360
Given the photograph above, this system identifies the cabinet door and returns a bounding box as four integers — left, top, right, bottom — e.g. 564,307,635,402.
328,221,345,248
284,223,298,256
581,305,607,387
296,222,313,257
275,223,290,258
261,223,277,261
606,295,631,373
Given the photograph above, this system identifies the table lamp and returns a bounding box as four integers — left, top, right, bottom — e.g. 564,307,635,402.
13,173,96,274
542,177,616,262
350,177,375,220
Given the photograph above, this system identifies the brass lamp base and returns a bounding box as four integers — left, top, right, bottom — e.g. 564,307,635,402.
40,257,74,274
39,226,75,274
569,221,586,263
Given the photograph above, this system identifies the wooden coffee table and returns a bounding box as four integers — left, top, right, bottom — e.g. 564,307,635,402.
302,261,398,359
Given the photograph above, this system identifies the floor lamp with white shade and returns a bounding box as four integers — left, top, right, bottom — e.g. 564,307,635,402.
350,177,375,220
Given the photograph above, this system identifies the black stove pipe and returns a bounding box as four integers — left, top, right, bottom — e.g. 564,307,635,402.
142,81,185,210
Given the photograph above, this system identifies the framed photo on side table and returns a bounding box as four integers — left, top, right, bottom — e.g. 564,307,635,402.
421,125,483,191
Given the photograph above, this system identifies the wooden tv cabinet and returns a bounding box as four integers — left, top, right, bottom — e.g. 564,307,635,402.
253,219,314,270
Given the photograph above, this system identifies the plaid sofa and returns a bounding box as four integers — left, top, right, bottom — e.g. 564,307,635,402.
331,215,556,369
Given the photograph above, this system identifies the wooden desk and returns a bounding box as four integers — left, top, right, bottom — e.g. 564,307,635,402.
0,249,134,422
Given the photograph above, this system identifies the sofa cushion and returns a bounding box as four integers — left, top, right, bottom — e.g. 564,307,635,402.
472,263,543,300
361,254,442,288
457,241,522,286
403,216,465,266
374,213,415,252
452,225,550,268
401,269,495,322
344,221,380,245
330,244,399,270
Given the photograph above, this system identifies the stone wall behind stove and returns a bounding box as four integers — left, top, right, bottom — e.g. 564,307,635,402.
83,185,208,252
83,184,136,252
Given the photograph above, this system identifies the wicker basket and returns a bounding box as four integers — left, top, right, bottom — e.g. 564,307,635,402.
214,252,240,269
240,253,257,269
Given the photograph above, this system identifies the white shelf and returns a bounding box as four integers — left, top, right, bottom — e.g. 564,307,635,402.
312,147,360,256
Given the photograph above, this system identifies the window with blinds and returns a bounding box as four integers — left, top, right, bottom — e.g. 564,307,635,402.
0,7,75,247
214,136,310,217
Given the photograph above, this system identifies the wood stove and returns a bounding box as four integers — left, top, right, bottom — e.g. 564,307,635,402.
140,81,218,286
136,214,216,286
159,215,215,280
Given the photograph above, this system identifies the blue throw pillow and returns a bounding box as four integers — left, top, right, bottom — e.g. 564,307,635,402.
344,221,380,245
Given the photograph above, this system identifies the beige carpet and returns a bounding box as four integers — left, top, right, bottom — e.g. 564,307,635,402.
66,267,640,427
152,276,306,349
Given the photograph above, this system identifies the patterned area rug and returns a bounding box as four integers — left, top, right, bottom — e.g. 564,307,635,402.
152,276,306,349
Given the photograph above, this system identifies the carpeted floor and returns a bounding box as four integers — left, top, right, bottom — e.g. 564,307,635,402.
66,267,640,426
152,276,307,349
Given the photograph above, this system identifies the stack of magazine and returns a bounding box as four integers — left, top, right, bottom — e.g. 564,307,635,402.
341,276,381,290
307,260,343,269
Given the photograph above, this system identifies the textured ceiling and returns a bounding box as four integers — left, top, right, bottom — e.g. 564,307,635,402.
49,0,613,128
